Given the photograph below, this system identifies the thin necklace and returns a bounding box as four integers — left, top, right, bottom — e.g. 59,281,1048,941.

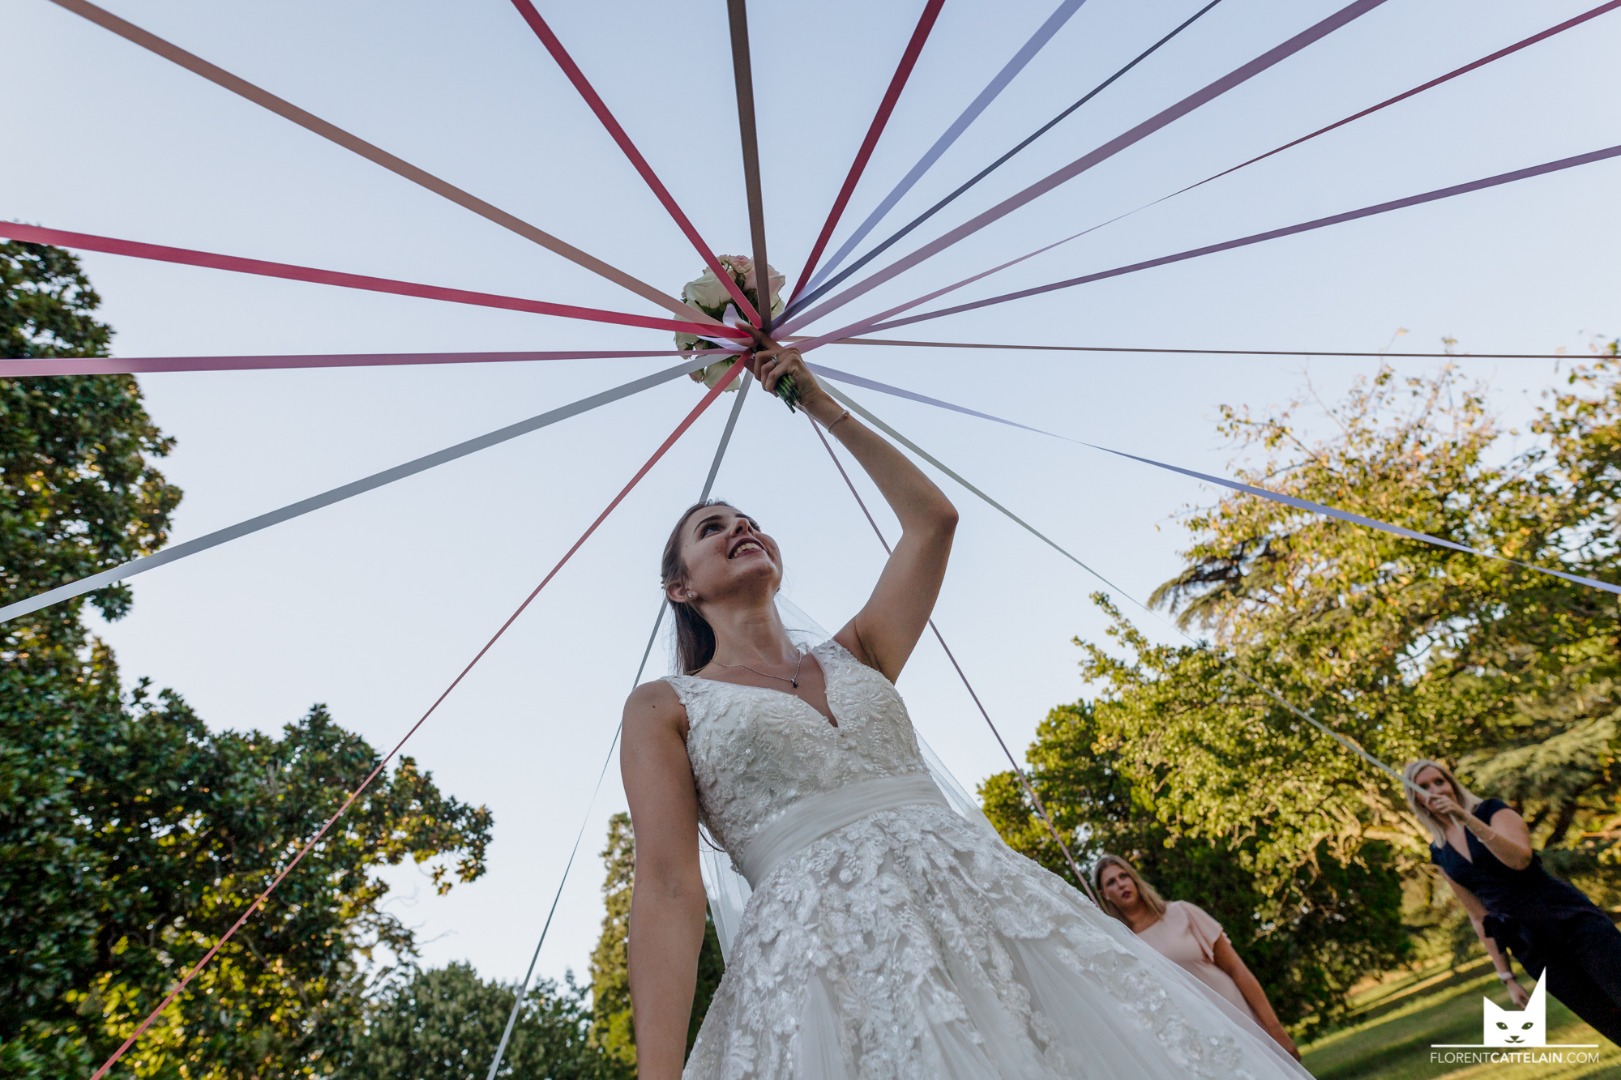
713,651,806,689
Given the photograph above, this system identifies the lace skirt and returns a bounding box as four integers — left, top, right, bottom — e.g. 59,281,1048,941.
683,802,1309,1079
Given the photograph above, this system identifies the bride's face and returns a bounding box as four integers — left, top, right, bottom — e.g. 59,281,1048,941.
670,504,782,604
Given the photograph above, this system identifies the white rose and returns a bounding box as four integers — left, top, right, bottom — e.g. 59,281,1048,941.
700,359,741,391
673,330,700,354
682,267,732,311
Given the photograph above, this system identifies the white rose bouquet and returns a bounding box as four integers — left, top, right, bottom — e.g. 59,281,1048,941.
675,255,799,409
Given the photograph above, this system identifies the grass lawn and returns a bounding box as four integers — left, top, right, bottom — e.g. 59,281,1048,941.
1298,956,1616,1079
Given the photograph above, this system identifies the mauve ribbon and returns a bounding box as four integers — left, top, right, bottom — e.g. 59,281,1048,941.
798,0,1089,299
88,357,747,1080
816,384,1449,792
789,0,946,306
780,0,1391,334
806,415,1096,900
506,0,761,326
483,373,754,1080
0,359,708,626
792,5,1617,347
49,0,722,330
726,0,774,333
810,364,1621,597
0,222,746,340
0,348,735,378
824,338,1581,361
864,145,1621,333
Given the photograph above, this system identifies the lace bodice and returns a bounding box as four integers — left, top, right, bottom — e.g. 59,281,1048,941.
666,639,930,866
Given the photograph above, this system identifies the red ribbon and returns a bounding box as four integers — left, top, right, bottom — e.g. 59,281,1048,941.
0,223,746,340
87,357,746,1080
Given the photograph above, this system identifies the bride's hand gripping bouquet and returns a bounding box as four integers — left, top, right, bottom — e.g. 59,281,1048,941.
674,255,800,409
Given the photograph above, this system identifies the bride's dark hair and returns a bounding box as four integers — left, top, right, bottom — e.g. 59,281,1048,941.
661,499,731,675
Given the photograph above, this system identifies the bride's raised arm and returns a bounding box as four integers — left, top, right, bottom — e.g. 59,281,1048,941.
751,345,958,683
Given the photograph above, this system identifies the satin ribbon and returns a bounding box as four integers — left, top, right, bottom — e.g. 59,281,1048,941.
799,0,1089,299
89,357,747,1080
0,359,707,626
483,374,754,1080
807,417,1096,901
812,366,1621,598
726,0,774,333
789,0,1223,320
1,348,733,378
781,0,1391,334
825,338,1580,362
48,0,723,330
819,384,1415,792
868,144,1621,333
793,6,1619,347
506,0,761,327
0,223,745,340
789,0,947,305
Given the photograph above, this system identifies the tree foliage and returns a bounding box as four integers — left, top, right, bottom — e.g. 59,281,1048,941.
0,245,494,1077
588,811,724,1069
351,962,622,1080
985,349,1620,1026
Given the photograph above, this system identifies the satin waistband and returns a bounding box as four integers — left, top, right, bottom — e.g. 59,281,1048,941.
736,772,948,888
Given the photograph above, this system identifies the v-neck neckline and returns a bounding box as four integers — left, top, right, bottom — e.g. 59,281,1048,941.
688,645,839,728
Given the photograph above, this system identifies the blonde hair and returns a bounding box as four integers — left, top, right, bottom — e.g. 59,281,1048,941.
1090,854,1168,924
1403,759,1483,846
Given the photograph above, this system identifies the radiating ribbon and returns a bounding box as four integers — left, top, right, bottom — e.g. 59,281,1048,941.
781,0,1391,333
789,0,946,305
806,414,1098,902
792,6,1619,348
507,0,761,326
824,338,1581,361
811,365,1621,597
48,0,723,329
0,348,734,379
0,360,708,626
0,223,746,340
89,357,747,1080
483,373,753,1080
864,145,1621,334
727,0,775,334
820,385,1419,793
799,0,1089,299
789,0,1222,320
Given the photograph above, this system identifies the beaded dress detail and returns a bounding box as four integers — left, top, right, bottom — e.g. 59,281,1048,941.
666,639,1309,1079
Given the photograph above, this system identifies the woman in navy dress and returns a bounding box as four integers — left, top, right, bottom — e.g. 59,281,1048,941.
1406,758,1621,1044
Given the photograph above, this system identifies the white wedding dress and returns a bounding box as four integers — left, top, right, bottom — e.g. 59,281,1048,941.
666,639,1312,1079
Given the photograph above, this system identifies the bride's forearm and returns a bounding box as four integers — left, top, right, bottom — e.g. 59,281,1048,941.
806,394,956,534
628,883,708,1079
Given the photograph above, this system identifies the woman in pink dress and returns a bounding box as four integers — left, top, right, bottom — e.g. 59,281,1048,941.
1094,854,1301,1060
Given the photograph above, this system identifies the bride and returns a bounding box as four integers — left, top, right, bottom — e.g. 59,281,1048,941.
620,345,1311,1078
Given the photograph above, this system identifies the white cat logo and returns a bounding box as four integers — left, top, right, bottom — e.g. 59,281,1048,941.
1482,975,1546,1046
1430,973,1598,1052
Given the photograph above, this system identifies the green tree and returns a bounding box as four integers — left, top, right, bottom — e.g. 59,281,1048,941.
1,240,181,652
588,812,723,1069
981,698,1407,1029
0,244,495,1077
987,350,1620,1025
351,962,621,1079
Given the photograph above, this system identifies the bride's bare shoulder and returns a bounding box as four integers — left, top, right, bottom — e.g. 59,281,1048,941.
623,678,687,738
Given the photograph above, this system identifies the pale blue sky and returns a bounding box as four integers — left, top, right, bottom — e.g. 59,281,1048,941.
5,0,1618,994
